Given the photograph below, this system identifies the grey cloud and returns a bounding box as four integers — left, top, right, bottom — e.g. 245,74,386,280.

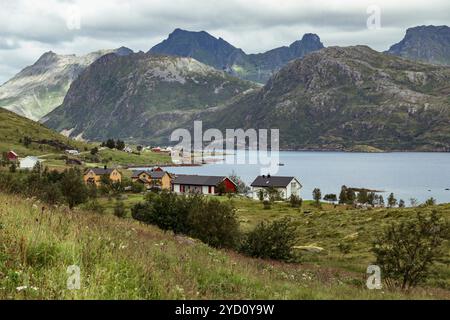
0,0,449,83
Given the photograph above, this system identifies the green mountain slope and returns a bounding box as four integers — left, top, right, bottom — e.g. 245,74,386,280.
202,46,450,151
43,52,258,143
0,108,86,156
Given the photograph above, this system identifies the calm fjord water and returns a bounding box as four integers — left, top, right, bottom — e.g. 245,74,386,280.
141,152,450,204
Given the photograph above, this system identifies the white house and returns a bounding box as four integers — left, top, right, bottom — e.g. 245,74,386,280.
172,175,237,195
250,175,302,200
19,156,41,170
65,150,80,156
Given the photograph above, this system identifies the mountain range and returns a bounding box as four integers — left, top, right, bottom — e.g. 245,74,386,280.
43,52,257,142
149,28,324,83
2,25,450,151
0,47,133,121
44,45,450,151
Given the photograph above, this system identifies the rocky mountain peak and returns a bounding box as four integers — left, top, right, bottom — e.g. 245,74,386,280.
387,25,450,65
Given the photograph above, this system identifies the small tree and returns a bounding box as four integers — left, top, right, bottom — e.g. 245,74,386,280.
378,195,385,207
346,188,356,205
105,139,116,149
90,147,99,155
60,168,89,209
289,194,303,208
424,197,437,206
228,171,250,195
398,199,406,208
23,136,32,148
372,211,449,290
116,140,125,151
387,193,397,208
241,218,298,261
312,188,322,207
131,182,145,193
114,201,127,218
339,186,348,204
257,189,265,202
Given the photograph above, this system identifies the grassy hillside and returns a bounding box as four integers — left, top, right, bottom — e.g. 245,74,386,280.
0,108,88,156
0,108,171,168
96,194,450,292
1,191,446,299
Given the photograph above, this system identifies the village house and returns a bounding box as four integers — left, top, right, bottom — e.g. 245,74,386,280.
65,149,80,156
250,175,302,200
172,175,237,195
83,167,122,187
19,156,41,170
6,150,19,163
123,146,133,153
131,169,172,190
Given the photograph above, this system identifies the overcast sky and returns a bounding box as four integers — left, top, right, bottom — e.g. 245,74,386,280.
0,0,449,83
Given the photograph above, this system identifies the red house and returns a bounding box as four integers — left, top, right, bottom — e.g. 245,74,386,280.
171,175,237,195
6,151,18,162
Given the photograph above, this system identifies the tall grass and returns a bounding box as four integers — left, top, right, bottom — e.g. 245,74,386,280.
0,193,448,300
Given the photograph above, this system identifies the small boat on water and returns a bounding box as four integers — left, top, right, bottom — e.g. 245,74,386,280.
278,163,285,167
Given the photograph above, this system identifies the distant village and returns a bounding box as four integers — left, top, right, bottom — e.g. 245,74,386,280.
2,147,303,202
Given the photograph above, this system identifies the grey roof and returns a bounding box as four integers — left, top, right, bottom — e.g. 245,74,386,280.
251,176,296,188
172,175,227,187
88,168,115,175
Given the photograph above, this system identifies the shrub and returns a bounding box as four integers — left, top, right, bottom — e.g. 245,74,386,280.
114,201,127,218
131,182,145,193
132,193,240,249
131,191,189,234
289,194,303,208
312,188,322,206
241,218,298,261
372,211,449,290
424,197,437,206
60,168,89,209
263,200,271,210
188,198,240,249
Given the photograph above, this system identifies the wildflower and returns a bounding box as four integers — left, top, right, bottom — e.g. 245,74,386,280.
16,286,27,291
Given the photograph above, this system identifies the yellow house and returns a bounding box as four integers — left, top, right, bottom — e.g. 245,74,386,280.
131,170,172,190
84,168,122,187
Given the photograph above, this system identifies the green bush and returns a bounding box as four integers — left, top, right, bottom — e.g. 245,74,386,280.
289,194,303,208
114,201,127,218
372,210,449,290
240,218,298,261
131,192,240,249
132,191,189,234
188,198,240,249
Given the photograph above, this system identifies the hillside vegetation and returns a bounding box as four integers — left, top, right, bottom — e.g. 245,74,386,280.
0,108,88,156
1,193,448,299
